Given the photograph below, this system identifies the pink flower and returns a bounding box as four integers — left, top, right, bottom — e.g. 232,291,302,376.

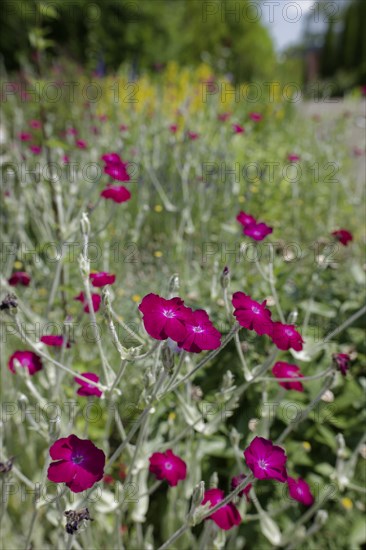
19,132,31,142
47,434,105,493
40,335,70,348
288,153,300,162
101,152,122,164
270,322,304,351
244,436,287,482
76,139,87,149
232,292,273,335
249,112,262,122
352,146,364,157
101,185,131,203
169,124,178,133
287,477,314,506
202,489,241,530
272,362,304,392
243,222,273,241
218,112,231,121
332,229,353,246
119,124,128,132
236,210,256,228
75,372,102,398
104,164,130,182
231,473,252,501
138,293,190,341
62,155,70,164
148,449,186,486
29,145,41,155
8,271,31,287
233,124,244,134
29,119,41,129
8,351,43,375
187,131,199,140
332,353,351,376
89,272,116,287
74,292,101,313
178,309,221,353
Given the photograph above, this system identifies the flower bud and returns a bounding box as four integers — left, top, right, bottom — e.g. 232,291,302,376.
220,266,230,289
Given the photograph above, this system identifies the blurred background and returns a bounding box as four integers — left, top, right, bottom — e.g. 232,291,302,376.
1,0,365,96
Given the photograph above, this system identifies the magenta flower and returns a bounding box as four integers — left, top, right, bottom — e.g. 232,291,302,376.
232,292,273,335
288,153,300,162
119,124,128,132
287,477,314,506
40,335,70,348
169,124,178,133
75,372,102,398
8,351,43,375
233,123,244,134
218,112,231,121
332,229,353,246
332,353,351,376
231,473,252,501
138,293,190,341
47,434,105,493
8,271,31,286
29,119,41,129
202,489,241,530
270,322,304,351
19,132,31,141
243,222,273,241
272,362,304,392
101,152,122,164
249,112,262,122
101,185,131,203
76,139,87,149
62,155,70,164
89,272,116,287
236,210,256,228
187,131,199,140
178,309,221,353
244,436,287,482
29,145,41,155
104,163,130,182
148,449,187,486
74,292,101,313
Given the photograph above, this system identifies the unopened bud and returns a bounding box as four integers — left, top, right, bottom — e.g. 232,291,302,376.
192,481,205,507
220,266,230,289
321,390,334,403
161,342,174,374
315,510,328,526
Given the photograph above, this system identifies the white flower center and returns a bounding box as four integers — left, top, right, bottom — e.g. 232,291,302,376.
163,309,175,318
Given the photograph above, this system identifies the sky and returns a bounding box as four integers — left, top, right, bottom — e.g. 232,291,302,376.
261,0,319,51
262,0,350,52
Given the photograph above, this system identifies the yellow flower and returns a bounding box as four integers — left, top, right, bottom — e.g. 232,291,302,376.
238,196,245,203
14,261,23,269
154,205,163,213
341,497,353,510
132,294,141,303
168,412,176,422
302,441,311,452
154,251,163,258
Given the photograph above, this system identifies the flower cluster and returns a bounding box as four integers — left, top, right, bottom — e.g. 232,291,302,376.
100,152,132,204
236,210,273,241
232,292,304,351
138,293,221,353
